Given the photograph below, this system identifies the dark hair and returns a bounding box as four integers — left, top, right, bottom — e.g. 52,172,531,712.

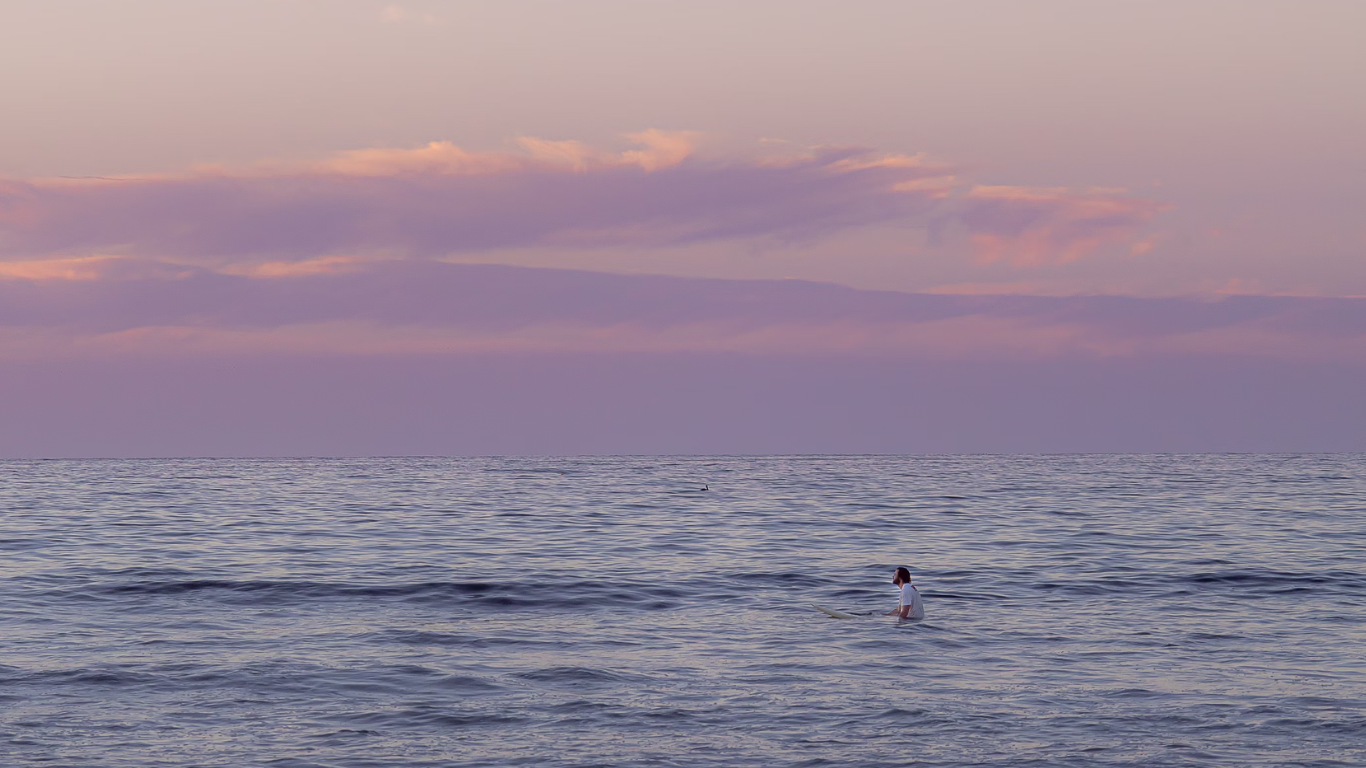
894,567,911,585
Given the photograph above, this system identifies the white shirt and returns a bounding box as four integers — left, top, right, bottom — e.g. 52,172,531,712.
898,583,925,619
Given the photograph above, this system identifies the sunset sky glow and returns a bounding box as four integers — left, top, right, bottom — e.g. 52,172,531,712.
2,0,1363,456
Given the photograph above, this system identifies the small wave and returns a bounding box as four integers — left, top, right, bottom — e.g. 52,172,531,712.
334,708,526,728
1034,578,1147,596
1031,568,1366,598
729,571,831,588
367,629,570,650
1103,687,1164,698
0,538,50,551
79,577,689,612
5,667,161,688
1177,569,1366,596
435,675,503,692
516,666,646,689
872,707,932,722
307,729,378,739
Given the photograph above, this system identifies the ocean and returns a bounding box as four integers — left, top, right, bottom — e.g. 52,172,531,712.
1,454,1363,767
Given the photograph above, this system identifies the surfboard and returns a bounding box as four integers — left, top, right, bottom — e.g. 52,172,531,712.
812,604,859,619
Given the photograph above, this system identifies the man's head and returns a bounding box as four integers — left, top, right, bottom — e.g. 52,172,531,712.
892,567,912,586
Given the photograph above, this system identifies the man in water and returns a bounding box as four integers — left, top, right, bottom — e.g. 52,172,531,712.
886,567,925,620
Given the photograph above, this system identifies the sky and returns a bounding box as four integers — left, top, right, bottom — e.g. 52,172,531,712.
1,0,1363,457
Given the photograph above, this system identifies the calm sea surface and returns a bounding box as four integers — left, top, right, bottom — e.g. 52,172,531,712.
1,455,1363,767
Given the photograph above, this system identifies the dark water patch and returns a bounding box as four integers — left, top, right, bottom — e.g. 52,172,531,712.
336,708,526,728
1187,632,1246,642
1178,569,1366,596
435,675,503,692
729,571,831,588
515,666,648,689
1030,569,1366,599
733,673,812,685
8,667,162,688
0,538,50,551
81,577,688,611
1102,688,1165,699
546,700,616,715
871,707,932,722
307,728,380,746
829,588,883,598
368,629,572,650
1033,578,1149,596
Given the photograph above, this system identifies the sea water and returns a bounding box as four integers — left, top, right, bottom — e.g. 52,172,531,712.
1,454,1363,767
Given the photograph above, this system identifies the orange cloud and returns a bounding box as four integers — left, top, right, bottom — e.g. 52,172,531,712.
312,130,700,178
315,141,523,177
619,129,701,171
218,255,377,278
0,256,116,281
0,255,199,282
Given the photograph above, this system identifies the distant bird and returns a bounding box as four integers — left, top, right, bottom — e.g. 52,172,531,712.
701,484,709,491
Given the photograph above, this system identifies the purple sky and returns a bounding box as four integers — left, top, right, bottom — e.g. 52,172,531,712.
1,1,1363,456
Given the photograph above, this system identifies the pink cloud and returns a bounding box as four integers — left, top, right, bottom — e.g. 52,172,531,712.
0,135,948,265
0,255,118,281
2,259,1360,457
957,186,1169,266
310,130,699,177
0,135,1168,273
0,260,1361,361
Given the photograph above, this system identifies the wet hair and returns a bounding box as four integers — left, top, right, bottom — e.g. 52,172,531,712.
894,567,912,585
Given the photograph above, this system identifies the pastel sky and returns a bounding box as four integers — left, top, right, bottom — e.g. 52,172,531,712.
1,1,1363,456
